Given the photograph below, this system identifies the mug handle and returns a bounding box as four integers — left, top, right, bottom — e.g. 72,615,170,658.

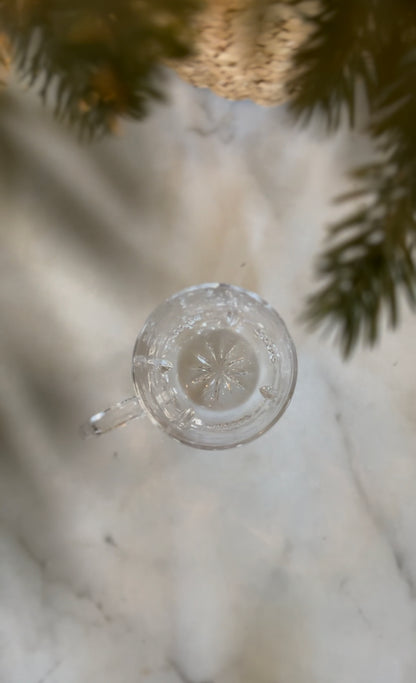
80,396,144,437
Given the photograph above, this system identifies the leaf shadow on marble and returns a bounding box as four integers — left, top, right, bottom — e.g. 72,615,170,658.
0,87,191,447
0,89,187,667
0,92,182,297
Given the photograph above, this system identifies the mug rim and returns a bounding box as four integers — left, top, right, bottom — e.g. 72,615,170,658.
132,282,298,449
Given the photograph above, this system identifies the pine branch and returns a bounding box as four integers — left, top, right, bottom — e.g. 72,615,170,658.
287,0,416,126
287,0,376,128
0,0,202,137
290,0,416,355
305,161,416,356
1,0,416,355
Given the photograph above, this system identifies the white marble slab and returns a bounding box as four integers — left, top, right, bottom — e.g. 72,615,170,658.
0,73,415,683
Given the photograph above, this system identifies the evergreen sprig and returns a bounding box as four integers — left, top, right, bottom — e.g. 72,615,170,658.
1,1,416,354
289,0,416,354
0,0,201,137
288,0,377,128
305,158,416,356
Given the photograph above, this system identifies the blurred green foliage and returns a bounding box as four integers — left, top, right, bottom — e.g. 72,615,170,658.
0,0,202,137
1,0,416,355
288,0,416,354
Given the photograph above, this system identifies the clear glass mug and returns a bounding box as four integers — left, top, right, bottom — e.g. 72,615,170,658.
81,283,297,449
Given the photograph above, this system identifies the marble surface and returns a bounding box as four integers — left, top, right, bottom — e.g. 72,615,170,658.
0,73,415,683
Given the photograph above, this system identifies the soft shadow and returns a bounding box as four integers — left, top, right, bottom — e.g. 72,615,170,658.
235,569,318,683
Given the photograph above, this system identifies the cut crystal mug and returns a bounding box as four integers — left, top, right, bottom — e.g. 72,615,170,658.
81,283,297,449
